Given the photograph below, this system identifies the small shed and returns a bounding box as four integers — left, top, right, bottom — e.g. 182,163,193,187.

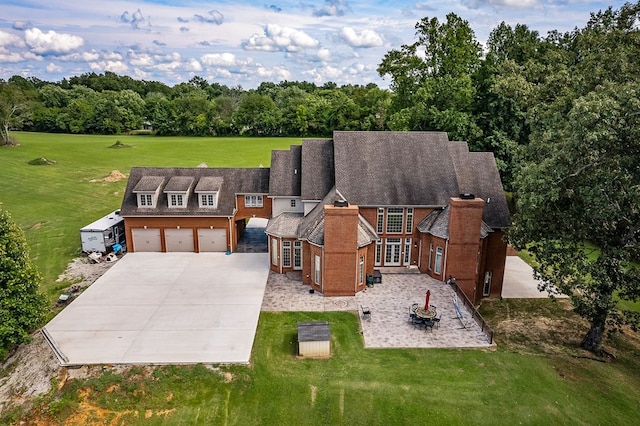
80,210,125,254
297,321,331,358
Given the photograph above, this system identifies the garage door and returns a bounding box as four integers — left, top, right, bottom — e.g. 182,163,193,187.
197,228,227,252
165,229,195,252
132,228,162,252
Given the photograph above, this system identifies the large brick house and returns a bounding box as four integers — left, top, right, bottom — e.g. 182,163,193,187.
120,131,510,304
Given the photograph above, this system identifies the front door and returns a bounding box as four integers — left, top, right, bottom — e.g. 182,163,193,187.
384,238,402,266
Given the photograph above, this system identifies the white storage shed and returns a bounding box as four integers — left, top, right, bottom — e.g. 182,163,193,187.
298,321,331,358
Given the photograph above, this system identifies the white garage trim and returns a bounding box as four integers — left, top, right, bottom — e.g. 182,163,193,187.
165,228,195,252
131,228,162,252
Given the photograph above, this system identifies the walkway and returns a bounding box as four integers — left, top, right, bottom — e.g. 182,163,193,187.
261,271,493,349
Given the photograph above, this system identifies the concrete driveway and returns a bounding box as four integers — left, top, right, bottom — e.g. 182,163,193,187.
501,256,567,298
43,252,269,366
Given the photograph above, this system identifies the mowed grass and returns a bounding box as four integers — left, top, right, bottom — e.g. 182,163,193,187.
17,311,640,425
1,132,300,298
2,132,640,424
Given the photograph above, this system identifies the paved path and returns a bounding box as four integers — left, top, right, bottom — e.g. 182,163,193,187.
262,272,493,349
501,256,567,298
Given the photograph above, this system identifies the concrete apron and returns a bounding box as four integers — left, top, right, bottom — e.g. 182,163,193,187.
43,252,269,366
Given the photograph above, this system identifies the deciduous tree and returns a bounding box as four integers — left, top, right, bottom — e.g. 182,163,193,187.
0,209,48,357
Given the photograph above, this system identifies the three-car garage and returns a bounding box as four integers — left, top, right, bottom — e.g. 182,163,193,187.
131,227,228,253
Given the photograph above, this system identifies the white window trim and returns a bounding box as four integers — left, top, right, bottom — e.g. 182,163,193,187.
359,255,365,284
282,241,291,268
271,238,278,266
293,241,302,270
138,193,155,208
434,247,443,274
167,192,187,208
386,208,404,234
198,192,218,208
314,255,321,284
245,194,264,208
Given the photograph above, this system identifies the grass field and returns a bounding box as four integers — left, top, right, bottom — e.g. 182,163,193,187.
1,132,300,298
1,132,639,425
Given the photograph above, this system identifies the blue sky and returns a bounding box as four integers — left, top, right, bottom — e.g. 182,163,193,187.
0,0,627,88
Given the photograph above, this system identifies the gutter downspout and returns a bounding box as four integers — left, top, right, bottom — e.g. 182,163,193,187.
228,216,233,253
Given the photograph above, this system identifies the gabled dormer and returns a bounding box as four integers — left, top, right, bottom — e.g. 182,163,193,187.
133,176,164,208
164,176,194,208
195,176,223,209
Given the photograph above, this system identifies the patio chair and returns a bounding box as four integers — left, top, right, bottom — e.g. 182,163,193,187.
360,305,371,320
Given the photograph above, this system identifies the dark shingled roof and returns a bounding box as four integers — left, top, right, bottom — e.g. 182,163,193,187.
120,167,269,217
133,176,164,192
298,321,330,342
265,212,303,238
195,176,223,192
298,187,344,241
450,150,510,229
269,145,302,196
332,131,460,206
164,176,194,192
301,139,334,201
417,207,494,239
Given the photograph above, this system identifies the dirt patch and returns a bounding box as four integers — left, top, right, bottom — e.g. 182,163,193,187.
0,256,117,416
56,256,116,289
89,170,127,183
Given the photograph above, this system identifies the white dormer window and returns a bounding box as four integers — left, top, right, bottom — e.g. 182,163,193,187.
245,195,263,207
168,193,186,208
139,193,154,207
199,193,218,208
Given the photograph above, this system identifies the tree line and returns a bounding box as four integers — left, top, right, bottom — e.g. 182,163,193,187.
1,2,639,354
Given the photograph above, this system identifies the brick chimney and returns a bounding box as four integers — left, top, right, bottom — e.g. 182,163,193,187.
446,196,484,304
323,201,359,296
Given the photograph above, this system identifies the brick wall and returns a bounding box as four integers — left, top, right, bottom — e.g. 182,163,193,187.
323,204,359,296
445,197,484,304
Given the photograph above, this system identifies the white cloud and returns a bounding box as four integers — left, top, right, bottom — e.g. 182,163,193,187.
187,58,203,72
200,52,242,67
339,27,384,48
243,24,319,52
59,50,101,62
0,52,25,62
129,52,155,67
90,60,128,73
255,65,291,81
46,62,62,73
24,28,84,54
120,9,147,29
317,48,331,61
313,0,348,17
0,30,25,49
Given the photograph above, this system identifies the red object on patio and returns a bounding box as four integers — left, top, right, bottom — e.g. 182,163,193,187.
424,290,431,310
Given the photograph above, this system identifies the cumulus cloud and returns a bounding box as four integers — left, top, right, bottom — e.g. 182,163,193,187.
0,52,26,62
180,27,189,32
177,17,189,23
59,50,100,62
187,59,203,72
317,48,331,61
243,24,319,52
313,0,349,17
339,27,384,48
193,10,224,25
0,30,24,49
255,65,291,81
90,60,128,73
200,53,243,67
46,62,62,73
120,9,146,29
24,28,84,54
153,40,166,46
415,2,436,11
267,4,282,13
13,21,32,30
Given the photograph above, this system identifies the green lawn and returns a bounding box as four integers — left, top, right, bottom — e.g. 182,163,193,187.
1,132,300,298
2,132,639,424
